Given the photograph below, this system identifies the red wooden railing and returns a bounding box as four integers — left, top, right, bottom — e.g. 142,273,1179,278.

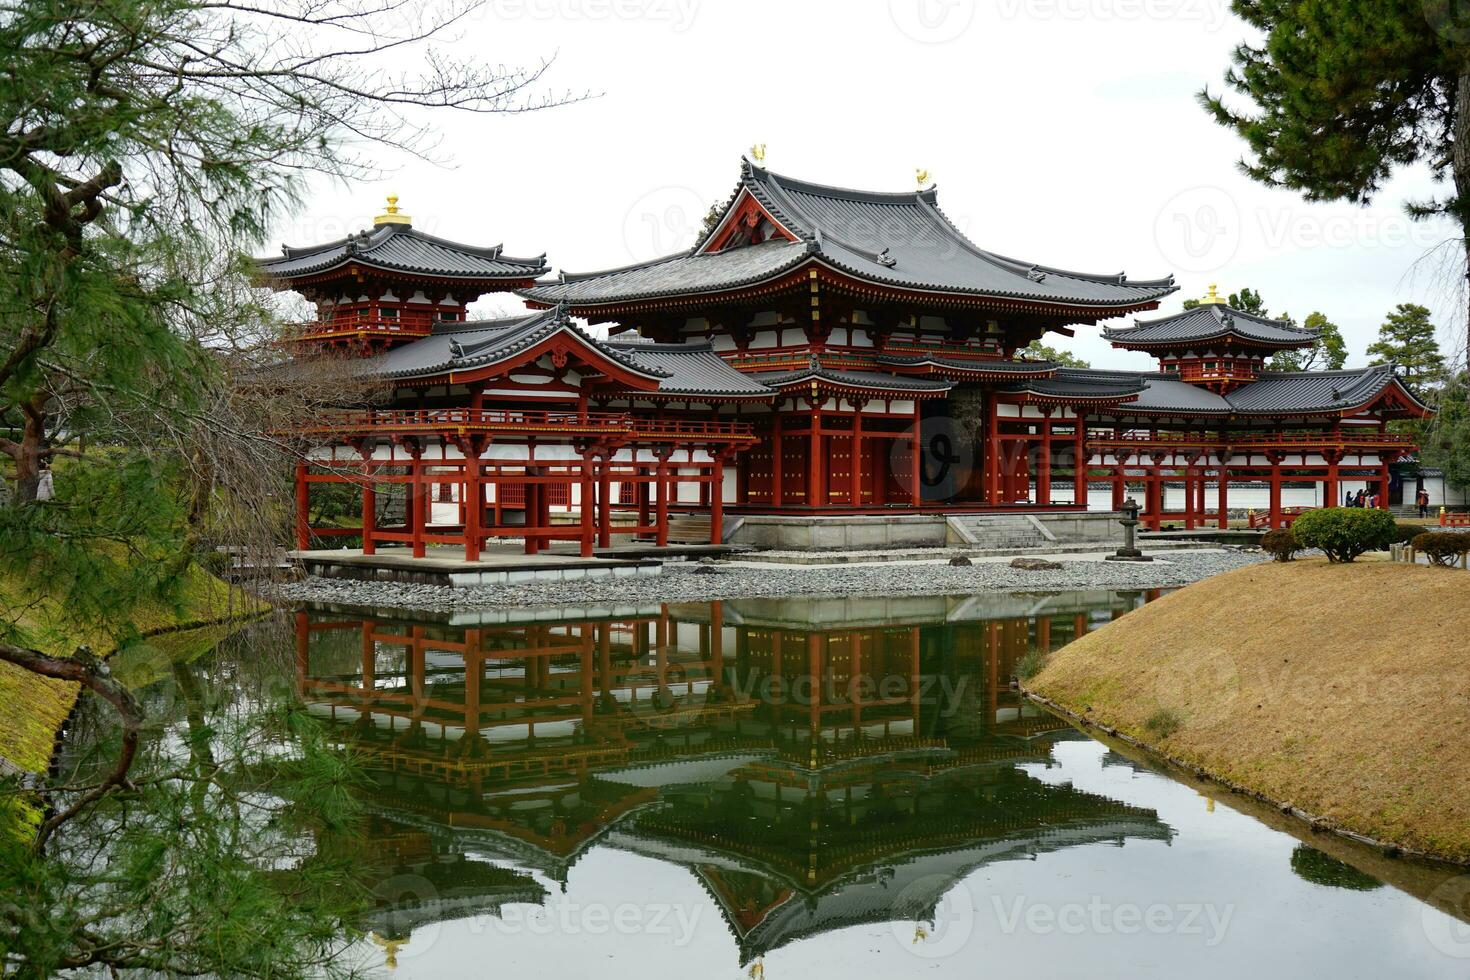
285,315,435,342
1089,430,1414,451
1440,509,1470,527
293,408,758,443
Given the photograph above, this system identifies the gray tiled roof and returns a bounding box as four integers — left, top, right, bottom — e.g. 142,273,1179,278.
1104,304,1318,349
1049,365,1427,415
355,310,666,382
524,161,1176,309
258,223,547,280
1227,365,1427,413
605,340,777,399
749,364,954,394
523,239,812,306
1000,373,1148,401
352,313,775,399
877,354,1057,376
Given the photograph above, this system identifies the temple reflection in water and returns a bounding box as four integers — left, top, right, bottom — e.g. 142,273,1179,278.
293,592,1172,966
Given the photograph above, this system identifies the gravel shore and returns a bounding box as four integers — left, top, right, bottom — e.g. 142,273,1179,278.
267,549,1268,612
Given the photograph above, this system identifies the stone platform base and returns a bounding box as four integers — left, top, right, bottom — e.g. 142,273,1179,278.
729,511,1128,552
730,514,947,551
292,548,662,588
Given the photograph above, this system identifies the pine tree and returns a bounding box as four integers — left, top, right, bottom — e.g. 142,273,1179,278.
1200,0,1470,387
1018,340,1090,368
1367,303,1446,389
1269,312,1349,371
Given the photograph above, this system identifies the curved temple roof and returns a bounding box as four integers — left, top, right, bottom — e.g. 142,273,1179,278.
352,309,774,399
257,222,548,281
524,160,1176,311
1046,364,1430,416
1104,304,1320,350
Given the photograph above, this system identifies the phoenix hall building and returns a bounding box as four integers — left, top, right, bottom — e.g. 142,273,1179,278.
266,159,1431,559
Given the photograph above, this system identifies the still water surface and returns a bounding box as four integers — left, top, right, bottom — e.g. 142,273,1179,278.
134,591,1470,977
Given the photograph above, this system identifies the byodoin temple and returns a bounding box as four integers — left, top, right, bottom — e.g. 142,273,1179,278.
265,160,1433,560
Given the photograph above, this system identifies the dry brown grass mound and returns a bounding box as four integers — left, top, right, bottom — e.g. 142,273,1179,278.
1031,559,1470,862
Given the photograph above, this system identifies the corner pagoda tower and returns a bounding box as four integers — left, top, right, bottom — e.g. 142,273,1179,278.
257,195,548,348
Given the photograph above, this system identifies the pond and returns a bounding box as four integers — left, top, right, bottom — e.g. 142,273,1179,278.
82,590,1470,978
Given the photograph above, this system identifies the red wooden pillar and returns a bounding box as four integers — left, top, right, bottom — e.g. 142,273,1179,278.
1324,458,1339,510
1181,465,1195,529
523,466,540,556
850,402,865,508
463,456,482,562
637,464,651,531
597,454,613,548
1217,465,1229,529
1378,461,1391,509
580,457,595,557
1145,463,1163,530
710,451,725,545
1268,456,1283,530
1036,416,1052,506
771,410,784,507
1111,463,1126,510
1073,417,1087,507
408,453,426,558
294,460,310,550
984,399,1000,504
655,454,670,547
361,457,377,556
808,406,824,507
910,402,922,508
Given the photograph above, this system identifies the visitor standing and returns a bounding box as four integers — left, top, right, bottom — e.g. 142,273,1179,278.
1417,487,1430,518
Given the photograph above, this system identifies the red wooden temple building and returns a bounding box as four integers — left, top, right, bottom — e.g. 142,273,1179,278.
265,162,1432,559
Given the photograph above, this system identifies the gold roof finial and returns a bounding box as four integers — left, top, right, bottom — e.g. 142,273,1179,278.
374,193,411,227
1201,282,1224,305
750,143,766,165
915,168,932,189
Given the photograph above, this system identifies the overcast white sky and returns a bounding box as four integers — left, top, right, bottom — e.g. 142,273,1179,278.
269,0,1465,371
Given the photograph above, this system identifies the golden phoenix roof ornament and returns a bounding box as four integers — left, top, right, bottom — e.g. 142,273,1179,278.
750,143,766,165
915,167,932,189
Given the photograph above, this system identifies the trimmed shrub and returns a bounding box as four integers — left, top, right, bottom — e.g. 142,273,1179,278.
1260,528,1301,562
1143,707,1183,740
1411,531,1470,568
1394,522,1425,544
1290,508,1397,563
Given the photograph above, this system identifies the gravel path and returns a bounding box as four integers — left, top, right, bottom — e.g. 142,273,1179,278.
266,549,1268,612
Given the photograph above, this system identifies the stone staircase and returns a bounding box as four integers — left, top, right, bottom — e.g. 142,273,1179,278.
945,514,1054,549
